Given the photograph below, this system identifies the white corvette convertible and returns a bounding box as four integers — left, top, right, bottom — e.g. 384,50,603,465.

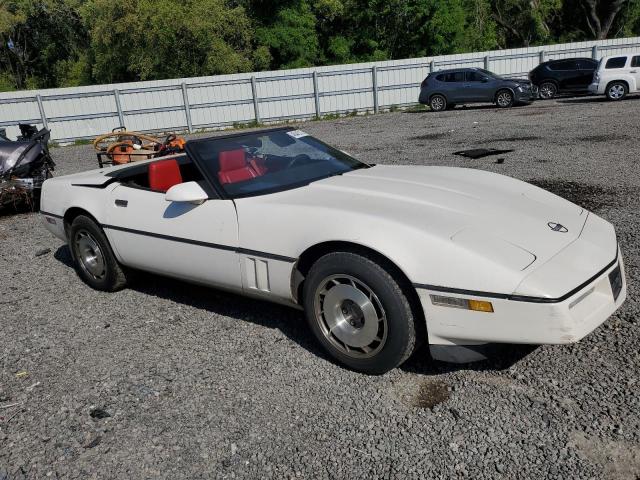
40,128,627,373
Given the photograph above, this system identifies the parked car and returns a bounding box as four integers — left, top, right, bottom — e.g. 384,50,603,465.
589,54,640,100
528,57,598,99
418,68,536,111
41,127,626,374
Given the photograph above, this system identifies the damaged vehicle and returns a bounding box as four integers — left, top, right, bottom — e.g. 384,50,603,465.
40,127,626,374
0,125,55,210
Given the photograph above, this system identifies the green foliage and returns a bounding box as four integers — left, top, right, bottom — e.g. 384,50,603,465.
0,0,638,90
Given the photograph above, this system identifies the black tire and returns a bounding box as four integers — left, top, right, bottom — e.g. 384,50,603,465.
302,251,419,375
538,81,557,99
606,81,627,101
429,94,447,112
68,215,128,291
495,89,514,108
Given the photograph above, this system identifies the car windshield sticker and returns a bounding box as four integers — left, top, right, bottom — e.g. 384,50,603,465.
287,130,309,139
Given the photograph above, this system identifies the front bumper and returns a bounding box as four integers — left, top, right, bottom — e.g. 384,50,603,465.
515,86,537,102
419,249,626,357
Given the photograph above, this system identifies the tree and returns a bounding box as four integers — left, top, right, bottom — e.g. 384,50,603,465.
82,0,256,83
581,0,629,39
0,0,86,89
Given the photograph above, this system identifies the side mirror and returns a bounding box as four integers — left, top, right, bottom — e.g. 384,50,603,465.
165,181,208,205
481,77,489,83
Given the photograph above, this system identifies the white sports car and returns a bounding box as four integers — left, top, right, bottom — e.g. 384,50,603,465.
40,127,627,374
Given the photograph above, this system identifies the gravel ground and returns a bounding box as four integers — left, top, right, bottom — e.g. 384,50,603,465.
1,96,639,479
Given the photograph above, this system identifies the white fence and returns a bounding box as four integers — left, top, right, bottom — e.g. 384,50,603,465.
1,36,639,142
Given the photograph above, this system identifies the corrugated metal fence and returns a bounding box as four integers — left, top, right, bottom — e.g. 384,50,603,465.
1,36,639,142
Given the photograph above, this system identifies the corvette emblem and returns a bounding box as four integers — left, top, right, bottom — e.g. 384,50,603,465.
548,222,568,233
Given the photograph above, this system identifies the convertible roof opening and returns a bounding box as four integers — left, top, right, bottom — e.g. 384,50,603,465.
186,128,369,198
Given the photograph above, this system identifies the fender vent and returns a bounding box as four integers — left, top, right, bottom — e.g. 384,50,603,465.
246,258,270,292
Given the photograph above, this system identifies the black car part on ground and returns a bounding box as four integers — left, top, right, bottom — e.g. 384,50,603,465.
453,148,514,159
0,126,55,210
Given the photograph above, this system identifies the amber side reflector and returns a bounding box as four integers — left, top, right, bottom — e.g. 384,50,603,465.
430,295,494,313
468,300,494,313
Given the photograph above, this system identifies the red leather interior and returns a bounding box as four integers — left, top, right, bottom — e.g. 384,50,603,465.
149,158,183,192
249,157,268,175
218,149,260,184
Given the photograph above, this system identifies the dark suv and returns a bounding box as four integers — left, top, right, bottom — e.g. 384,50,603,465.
528,58,598,99
418,68,536,111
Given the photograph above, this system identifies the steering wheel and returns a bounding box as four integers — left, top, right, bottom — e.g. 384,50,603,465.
286,154,311,169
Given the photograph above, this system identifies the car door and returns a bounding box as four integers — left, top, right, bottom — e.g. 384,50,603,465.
104,162,241,290
630,55,640,92
576,59,597,88
444,71,466,102
464,71,493,102
554,60,580,90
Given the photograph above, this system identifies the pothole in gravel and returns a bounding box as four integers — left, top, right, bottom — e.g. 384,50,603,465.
413,379,451,409
528,180,618,213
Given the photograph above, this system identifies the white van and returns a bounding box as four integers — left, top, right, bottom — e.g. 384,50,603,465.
589,54,640,100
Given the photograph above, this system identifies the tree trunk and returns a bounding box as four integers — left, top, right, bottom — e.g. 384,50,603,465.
582,0,628,39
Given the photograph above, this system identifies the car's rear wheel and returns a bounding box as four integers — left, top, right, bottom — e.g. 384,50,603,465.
429,94,447,112
606,82,627,101
496,89,514,108
303,251,419,374
69,215,128,291
539,81,557,99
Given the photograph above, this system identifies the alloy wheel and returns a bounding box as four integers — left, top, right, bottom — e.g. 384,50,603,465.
313,274,388,359
608,84,625,100
74,229,106,280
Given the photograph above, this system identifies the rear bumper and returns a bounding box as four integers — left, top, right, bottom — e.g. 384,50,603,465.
419,249,626,354
588,82,604,94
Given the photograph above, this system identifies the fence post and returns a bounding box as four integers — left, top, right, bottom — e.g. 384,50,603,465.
430,59,435,73
35,94,48,130
539,49,545,64
592,45,598,60
250,76,260,124
371,66,379,114
181,83,193,133
312,71,321,118
484,55,490,70
113,89,125,128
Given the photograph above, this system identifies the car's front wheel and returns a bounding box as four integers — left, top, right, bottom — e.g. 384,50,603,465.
69,215,128,291
495,89,514,108
606,82,627,101
429,94,447,112
538,81,557,99
303,251,419,374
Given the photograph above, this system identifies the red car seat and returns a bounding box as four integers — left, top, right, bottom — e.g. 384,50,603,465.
218,149,259,184
149,158,183,192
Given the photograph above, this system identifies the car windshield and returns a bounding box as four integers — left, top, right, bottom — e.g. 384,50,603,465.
188,129,369,197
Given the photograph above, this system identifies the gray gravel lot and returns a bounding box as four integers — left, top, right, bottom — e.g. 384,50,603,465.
1,96,639,479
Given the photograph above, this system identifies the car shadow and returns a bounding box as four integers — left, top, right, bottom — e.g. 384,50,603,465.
54,244,537,376
558,94,640,105
404,103,531,114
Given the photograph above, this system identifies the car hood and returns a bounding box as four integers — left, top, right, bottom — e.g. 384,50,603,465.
306,165,587,269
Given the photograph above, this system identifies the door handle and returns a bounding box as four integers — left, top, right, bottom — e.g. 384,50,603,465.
115,199,128,207
630,70,638,73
